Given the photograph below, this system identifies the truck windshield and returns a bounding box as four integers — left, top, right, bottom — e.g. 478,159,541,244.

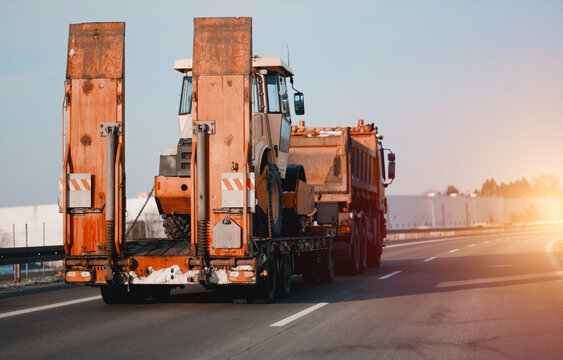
179,76,192,115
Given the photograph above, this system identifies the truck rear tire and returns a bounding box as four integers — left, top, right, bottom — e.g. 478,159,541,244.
276,253,292,298
367,216,384,268
100,285,127,304
359,224,367,273
256,256,277,303
302,253,319,284
345,224,361,275
319,245,335,283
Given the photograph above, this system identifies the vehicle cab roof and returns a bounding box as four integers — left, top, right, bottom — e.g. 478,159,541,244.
173,56,294,77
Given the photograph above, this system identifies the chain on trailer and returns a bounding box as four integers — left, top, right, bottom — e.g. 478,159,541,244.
124,186,155,240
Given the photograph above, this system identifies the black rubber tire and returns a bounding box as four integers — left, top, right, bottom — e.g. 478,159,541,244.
282,164,307,191
367,216,384,268
319,245,335,284
359,224,367,273
347,224,361,275
100,285,127,304
302,253,319,284
254,164,283,238
282,165,307,236
145,285,172,301
162,214,190,240
256,256,277,303
275,254,292,298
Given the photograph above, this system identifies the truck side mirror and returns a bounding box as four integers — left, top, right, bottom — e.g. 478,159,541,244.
294,92,305,115
387,152,395,162
388,160,396,180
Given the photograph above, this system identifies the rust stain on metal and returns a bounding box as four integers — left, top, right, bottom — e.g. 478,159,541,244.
67,22,125,80
192,17,252,76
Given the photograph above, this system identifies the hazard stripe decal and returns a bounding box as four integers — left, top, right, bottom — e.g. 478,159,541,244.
80,179,91,191
233,178,244,191
223,178,234,191
247,177,255,190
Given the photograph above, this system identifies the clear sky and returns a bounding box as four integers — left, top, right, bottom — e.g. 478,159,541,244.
1,0,562,206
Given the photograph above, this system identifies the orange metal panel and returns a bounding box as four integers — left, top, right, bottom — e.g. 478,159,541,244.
154,176,192,214
67,22,125,79
63,23,125,258
192,17,252,76
192,17,252,257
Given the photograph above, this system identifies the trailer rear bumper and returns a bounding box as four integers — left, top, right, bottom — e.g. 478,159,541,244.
127,261,256,286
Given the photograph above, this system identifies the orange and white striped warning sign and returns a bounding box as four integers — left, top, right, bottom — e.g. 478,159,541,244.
221,173,256,211
58,173,92,208
221,175,255,191
59,176,91,191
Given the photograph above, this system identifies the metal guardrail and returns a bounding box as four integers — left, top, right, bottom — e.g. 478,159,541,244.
1,222,561,265
386,221,563,241
0,246,65,266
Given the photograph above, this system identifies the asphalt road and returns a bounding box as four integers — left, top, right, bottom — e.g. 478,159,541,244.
1,227,562,360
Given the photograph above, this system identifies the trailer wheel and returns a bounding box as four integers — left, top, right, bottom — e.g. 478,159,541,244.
254,164,283,237
319,244,335,283
100,285,127,304
276,253,293,298
256,256,277,303
302,254,319,284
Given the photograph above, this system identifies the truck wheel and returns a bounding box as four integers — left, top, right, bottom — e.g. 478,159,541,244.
146,285,172,301
347,225,361,275
359,224,367,273
276,254,292,298
319,245,335,283
162,214,190,240
100,285,127,304
254,163,283,238
301,253,319,284
282,165,307,236
256,256,277,303
367,217,384,268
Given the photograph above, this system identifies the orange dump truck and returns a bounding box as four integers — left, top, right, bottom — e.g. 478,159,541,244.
289,121,395,273
61,18,339,304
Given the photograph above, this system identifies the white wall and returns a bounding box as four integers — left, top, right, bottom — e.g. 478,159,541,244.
0,196,165,248
1,195,560,247
386,195,561,230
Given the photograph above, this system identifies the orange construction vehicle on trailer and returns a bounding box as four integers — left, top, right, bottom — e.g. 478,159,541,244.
289,121,396,273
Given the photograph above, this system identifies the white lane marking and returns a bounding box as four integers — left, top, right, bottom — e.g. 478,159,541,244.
270,302,329,327
546,236,563,281
468,244,476,248
0,295,102,320
379,271,402,280
449,249,459,253
436,272,556,288
423,257,436,262
387,236,480,248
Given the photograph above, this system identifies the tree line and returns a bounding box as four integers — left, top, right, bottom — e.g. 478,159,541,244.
435,174,562,198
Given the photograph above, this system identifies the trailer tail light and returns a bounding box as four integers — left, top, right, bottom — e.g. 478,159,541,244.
338,225,351,235
65,270,92,283
228,270,256,283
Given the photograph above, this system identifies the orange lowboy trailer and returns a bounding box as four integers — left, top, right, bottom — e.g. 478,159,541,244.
61,18,394,304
